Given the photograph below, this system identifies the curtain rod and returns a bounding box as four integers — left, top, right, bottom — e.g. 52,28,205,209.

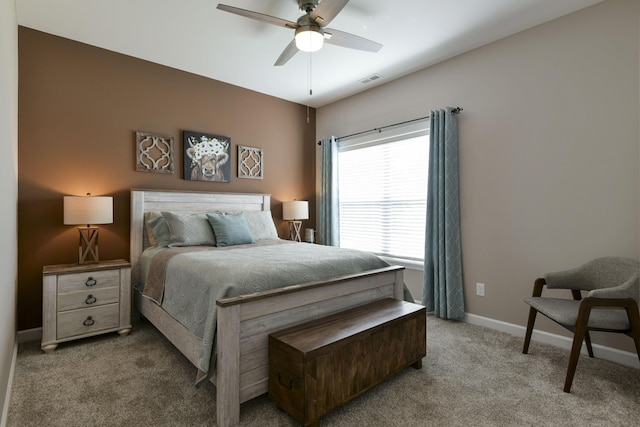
318,107,463,145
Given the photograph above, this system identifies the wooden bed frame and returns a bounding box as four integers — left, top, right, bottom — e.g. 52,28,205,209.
130,189,405,426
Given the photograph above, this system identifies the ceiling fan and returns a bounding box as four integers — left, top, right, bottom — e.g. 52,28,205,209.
217,0,383,66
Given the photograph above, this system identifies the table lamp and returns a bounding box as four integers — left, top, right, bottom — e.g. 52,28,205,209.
283,200,309,242
64,193,113,264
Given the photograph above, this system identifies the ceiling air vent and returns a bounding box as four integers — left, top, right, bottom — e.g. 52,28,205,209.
360,74,382,84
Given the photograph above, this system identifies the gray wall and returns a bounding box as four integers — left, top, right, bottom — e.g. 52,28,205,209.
0,0,18,422
317,0,639,352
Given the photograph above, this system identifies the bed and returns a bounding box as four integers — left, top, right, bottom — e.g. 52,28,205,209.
130,189,407,426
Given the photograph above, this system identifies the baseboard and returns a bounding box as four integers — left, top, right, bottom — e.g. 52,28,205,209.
464,313,640,369
16,328,41,344
3,328,39,425
1,342,17,427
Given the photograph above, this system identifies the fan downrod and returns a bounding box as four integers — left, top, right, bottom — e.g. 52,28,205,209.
298,0,320,14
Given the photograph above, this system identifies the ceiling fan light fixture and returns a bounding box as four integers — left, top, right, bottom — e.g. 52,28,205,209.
295,26,324,52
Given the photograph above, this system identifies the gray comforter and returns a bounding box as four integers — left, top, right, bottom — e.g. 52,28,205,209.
141,239,405,384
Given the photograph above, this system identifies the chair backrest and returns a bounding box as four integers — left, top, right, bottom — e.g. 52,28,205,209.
576,257,640,291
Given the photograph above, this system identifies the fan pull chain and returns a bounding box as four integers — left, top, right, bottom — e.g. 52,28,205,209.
307,52,313,124
308,52,313,97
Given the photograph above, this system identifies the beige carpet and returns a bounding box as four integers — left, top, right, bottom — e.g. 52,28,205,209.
8,316,639,426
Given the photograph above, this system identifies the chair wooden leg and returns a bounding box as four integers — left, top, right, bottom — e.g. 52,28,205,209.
564,302,592,393
584,331,594,358
624,303,640,362
570,289,594,358
564,328,586,393
523,307,538,354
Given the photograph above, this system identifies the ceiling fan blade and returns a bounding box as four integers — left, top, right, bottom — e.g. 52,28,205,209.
323,28,382,52
274,40,299,66
310,0,350,26
217,4,297,29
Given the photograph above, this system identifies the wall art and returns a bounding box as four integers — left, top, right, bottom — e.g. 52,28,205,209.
135,131,174,174
237,145,264,179
183,131,231,182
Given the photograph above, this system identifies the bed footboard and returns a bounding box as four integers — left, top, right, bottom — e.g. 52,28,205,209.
215,265,405,427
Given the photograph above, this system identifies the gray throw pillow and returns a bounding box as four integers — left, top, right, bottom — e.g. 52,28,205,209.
206,212,256,247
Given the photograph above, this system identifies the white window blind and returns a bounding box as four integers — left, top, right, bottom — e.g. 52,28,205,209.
337,122,429,263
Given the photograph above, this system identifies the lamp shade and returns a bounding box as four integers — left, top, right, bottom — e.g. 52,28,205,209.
283,200,309,221
64,195,113,225
295,27,324,52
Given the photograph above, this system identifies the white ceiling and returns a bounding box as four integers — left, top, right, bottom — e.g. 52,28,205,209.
16,0,603,108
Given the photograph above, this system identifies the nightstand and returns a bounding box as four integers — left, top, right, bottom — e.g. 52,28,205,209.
41,259,132,352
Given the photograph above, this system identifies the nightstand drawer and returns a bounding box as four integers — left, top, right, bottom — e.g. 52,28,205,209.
57,286,120,312
57,304,120,339
58,269,121,293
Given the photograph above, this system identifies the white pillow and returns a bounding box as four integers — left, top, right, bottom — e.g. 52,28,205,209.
244,210,279,240
162,212,217,247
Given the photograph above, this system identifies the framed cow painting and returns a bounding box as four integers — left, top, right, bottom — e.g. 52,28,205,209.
183,131,231,182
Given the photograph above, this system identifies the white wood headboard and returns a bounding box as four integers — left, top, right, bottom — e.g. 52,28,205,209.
129,189,271,284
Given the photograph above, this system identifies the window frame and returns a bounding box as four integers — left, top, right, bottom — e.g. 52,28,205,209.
336,120,429,268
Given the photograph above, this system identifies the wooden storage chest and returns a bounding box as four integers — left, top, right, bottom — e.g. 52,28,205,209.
268,298,426,426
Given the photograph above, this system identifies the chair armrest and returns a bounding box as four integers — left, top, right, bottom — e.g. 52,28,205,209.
544,266,584,290
579,296,638,310
531,278,546,297
588,276,639,301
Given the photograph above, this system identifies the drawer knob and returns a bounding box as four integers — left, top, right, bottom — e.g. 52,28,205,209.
85,295,97,305
82,316,95,327
85,277,97,287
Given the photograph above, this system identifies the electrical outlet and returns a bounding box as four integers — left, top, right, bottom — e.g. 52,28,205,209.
476,283,485,297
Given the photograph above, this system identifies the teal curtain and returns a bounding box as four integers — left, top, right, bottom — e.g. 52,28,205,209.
422,108,464,319
319,136,340,246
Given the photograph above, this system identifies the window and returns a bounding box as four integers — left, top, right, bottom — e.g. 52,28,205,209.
337,121,429,266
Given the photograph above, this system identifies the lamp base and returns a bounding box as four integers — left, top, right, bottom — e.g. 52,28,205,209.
77,226,100,264
288,221,303,242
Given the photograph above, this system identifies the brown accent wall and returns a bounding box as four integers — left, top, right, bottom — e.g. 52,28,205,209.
18,27,317,331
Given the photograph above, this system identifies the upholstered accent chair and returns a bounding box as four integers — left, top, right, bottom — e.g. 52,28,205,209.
522,257,640,392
